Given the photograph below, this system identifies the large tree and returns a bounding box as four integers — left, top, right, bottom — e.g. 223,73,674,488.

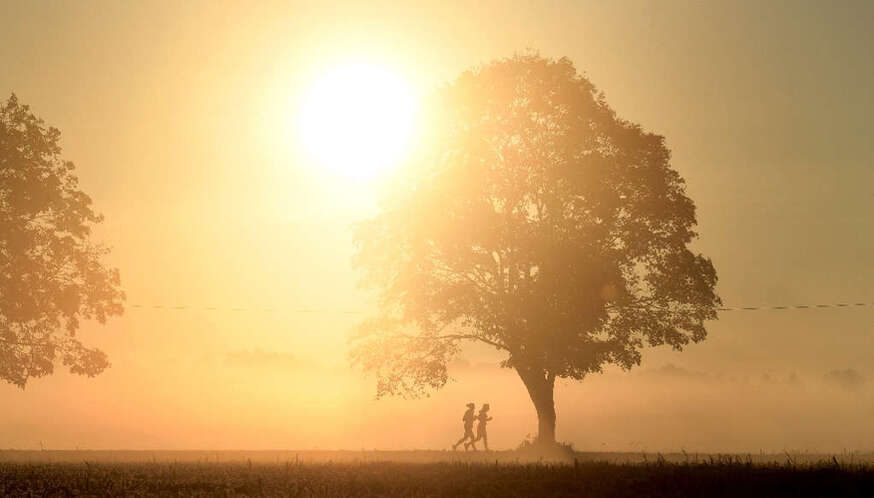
0,94,124,388
352,55,719,444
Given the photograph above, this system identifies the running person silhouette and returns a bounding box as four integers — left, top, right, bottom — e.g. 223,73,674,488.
469,403,492,451
452,403,476,450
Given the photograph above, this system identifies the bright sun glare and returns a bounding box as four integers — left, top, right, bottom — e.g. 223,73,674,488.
300,64,417,180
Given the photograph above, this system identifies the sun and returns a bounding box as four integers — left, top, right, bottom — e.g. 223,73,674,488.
299,64,417,180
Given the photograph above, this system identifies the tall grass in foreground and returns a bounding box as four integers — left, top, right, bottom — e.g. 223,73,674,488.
2,458,874,497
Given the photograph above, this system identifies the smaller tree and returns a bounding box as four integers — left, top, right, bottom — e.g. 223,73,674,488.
1,94,125,388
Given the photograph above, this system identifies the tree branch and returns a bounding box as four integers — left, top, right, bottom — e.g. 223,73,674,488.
386,332,508,352
435,333,508,351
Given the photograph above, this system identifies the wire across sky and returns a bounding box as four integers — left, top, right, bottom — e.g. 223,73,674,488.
124,302,874,314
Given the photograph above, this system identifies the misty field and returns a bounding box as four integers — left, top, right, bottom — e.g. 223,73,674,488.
3,451,874,497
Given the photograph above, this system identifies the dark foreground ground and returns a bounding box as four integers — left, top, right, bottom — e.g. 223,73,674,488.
2,451,874,497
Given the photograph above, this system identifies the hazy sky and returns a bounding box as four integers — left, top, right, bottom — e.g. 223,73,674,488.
2,0,873,452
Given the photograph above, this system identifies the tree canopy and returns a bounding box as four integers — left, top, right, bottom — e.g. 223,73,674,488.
351,54,720,443
0,94,124,388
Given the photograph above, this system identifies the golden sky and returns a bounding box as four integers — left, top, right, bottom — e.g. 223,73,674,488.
2,0,874,451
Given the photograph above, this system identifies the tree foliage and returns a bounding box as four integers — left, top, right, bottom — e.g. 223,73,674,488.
351,54,719,440
0,94,124,388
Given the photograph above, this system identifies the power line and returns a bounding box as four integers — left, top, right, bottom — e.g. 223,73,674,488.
126,303,365,313
123,302,874,314
718,302,873,312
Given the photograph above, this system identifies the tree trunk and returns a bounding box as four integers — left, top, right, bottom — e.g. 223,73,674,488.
516,367,557,445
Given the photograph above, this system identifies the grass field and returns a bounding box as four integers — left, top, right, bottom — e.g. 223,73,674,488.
3,451,874,496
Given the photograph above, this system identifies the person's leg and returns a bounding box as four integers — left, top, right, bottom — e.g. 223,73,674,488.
482,429,488,451
470,428,482,451
454,428,471,449
462,428,473,450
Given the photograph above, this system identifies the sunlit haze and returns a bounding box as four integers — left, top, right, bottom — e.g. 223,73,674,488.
2,0,874,459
